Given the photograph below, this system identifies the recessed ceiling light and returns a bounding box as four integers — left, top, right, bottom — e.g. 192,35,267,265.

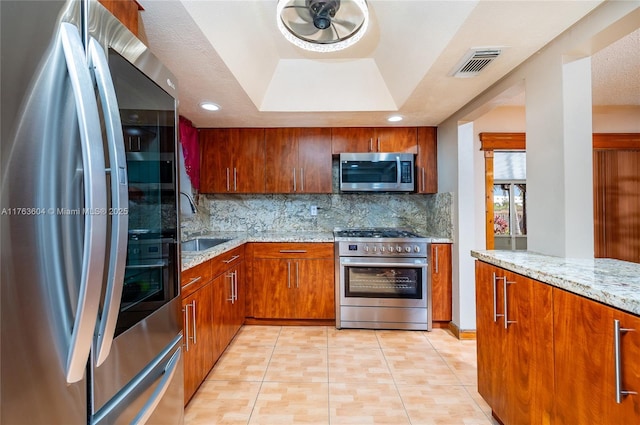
387,115,403,122
200,102,220,111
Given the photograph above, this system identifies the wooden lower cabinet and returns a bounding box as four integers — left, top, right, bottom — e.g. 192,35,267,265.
554,288,640,424
212,253,245,360
430,243,452,322
251,243,335,320
182,281,214,404
181,246,246,405
477,260,640,424
475,261,554,425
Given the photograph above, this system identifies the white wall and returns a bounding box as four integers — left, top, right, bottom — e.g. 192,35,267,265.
438,1,640,331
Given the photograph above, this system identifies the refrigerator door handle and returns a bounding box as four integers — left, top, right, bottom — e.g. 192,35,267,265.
88,37,129,367
59,22,108,384
131,347,181,425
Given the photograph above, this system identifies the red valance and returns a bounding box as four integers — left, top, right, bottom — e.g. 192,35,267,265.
179,116,199,190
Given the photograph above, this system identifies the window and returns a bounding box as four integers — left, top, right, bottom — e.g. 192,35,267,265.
493,152,527,250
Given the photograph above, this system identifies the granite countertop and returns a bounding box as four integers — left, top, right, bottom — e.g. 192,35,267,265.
180,231,335,270
181,231,451,271
471,250,640,316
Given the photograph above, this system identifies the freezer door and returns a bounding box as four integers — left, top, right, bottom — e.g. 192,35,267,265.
91,335,184,425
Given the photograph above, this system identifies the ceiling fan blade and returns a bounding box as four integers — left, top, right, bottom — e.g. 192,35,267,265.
331,18,357,33
283,3,312,22
289,21,321,37
317,26,338,43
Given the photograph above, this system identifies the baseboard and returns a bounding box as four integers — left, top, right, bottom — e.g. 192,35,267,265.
448,321,477,340
244,318,336,326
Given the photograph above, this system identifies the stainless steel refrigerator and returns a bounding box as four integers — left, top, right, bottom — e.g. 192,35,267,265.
1,0,184,423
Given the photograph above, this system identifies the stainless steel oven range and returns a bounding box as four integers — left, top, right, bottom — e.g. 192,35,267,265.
334,228,431,331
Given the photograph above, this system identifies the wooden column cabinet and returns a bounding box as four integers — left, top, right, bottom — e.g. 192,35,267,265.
331,127,418,154
181,261,214,405
475,261,554,425
199,128,265,193
251,243,335,320
554,288,640,424
265,128,332,193
416,127,438,193
430,243,452,322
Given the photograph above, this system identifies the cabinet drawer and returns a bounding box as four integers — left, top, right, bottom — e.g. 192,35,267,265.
181,260,211,296
211,245,245,277
251,242,333,259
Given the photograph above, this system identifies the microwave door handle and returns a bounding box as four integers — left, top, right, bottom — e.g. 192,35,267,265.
396,156,402,187
59,23,108,383
88,37,129,367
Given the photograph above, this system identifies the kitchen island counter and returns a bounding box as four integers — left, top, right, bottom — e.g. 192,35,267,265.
471,250,640,316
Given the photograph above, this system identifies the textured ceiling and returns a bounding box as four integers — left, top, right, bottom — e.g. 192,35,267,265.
136,0,636,129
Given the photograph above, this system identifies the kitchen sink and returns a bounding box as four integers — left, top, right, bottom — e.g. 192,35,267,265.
181,238,231,252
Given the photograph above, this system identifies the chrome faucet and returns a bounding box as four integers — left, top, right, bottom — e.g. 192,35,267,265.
180,191,197,213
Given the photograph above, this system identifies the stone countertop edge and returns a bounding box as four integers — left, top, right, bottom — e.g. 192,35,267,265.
180,232,335,271
181,232,452,271
471,250,640,316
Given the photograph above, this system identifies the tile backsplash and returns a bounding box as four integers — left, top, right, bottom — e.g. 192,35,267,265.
181,192,453,240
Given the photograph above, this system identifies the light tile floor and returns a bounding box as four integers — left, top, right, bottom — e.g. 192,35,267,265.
185,326,497,425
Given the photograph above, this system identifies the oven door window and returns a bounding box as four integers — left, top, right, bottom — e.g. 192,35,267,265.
344,266,422,299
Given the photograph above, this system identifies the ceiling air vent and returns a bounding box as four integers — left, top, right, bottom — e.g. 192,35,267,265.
451,48,502,78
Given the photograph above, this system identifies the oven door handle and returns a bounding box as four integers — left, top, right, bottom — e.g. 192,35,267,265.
340,260,427,268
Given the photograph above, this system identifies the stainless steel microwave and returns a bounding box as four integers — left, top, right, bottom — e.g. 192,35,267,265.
340,152,415,192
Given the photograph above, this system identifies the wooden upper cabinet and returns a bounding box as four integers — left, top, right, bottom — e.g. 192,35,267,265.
265,128,332,193
376,127,418,153
297,128,332,193
199,128,265,193
416,127,438,193
331,128,373,154
99,0,140,36
331,127,417,154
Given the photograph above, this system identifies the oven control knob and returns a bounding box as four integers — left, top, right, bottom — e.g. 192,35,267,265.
364,246,369,252
414,246,421,253
396,246,402,252
388,246,394,252
373,246,378,252
405,246,411,253
380,246,385,252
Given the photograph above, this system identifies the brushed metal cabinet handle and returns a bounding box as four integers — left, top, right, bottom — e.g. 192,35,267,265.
296,261,299,289
233,167,237,191
492,273,504,323
223,255,240,264
434,246,439,274
183,275,202,290
293,168,296,192
503,278,516,329
279,250,307,253
614,319,637,403
226,167,230,192
287,261,291,288
183,305,190,352
191,300,197,345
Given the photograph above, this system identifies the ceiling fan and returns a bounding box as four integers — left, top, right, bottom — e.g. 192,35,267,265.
276,0,369,52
